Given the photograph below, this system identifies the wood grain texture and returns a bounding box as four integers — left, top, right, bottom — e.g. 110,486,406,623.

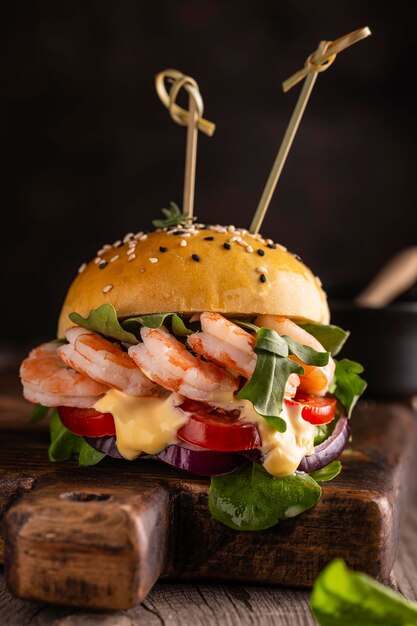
1,364,417,613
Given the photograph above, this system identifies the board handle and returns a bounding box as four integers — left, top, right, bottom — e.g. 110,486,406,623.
4,480,171,609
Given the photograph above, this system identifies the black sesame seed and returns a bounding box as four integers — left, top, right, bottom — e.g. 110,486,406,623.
257,249,265,256
223,243,231,250
266,243,276,249
98,262,107,270
192,254,200,262
173,230,184,235
159,246,168,253
260,274,267,283
204,236,215,241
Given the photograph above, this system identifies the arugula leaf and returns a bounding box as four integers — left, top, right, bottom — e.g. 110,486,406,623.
311,558,417,626
331,359,367,417
70,304,138,344
309,461,342,483
284,335,330,366
209,463,321,530
152,202,188,228
298,322,349,356
30,403,50,424
48,411,105,467
237,328,304,431
238,352,303,431
231,319,260,333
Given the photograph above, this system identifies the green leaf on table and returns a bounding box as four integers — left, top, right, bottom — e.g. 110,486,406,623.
209,463,322,531
30,403,50,424
152,202,188,228
311,558,417,626
237,328,304,432
298,322,349,356
331,359,367,417
69,304,138,344
309,461,342,483
48,411,105,467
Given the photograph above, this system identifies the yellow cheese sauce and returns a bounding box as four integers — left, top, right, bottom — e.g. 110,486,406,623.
94,388,315,475
94,390,188,460
205,391,316,476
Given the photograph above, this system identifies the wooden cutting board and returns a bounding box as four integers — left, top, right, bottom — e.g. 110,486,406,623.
0,395,416,610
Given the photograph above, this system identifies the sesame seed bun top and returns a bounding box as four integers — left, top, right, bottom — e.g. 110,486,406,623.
57,224,330,338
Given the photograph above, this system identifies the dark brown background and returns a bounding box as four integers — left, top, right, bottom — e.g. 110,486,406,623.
1,0,416,345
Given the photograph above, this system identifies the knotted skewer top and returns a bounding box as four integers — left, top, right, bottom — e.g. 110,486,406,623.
155,69,216,136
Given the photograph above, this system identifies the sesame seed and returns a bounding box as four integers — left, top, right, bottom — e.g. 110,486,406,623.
159,246,168,253
149,257,158,263
94,257,102,264
180,239,187,247
246,246,253,253
257,249,265,256
123,232,134,243
227,225,236,233
128,254,136,262
113,240,122,248
97,248,105,256
237,239,247,247
192,254,200,262
204,236,214,241
260,274,267,283
223,242,231,250
293,253,302,261
103,284,113,293
134,231,144,240
139,234,148,241
78,262,87,274
103,244,112,250
256,266,267,273
127,247,136,255
98,261,107,270
266,243,276,249
110,255,119,263
316,275,323,287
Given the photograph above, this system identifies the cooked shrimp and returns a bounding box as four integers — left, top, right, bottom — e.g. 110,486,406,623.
128,326,238,402
255,315,335,395
20,342,108,408
187,312,299,397
58,327,158,397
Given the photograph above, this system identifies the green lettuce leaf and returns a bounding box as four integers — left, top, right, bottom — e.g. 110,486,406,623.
209,463,321,530
298,322,349,356
309,461,342,483
122,312,191,337
311,558,417,625
69,304,138,344
48,411,105,467
30,403,50,424
331,359,367,417
152,202,187,228
231,319,260,333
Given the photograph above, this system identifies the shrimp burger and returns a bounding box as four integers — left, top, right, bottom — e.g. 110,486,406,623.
20,219,366,530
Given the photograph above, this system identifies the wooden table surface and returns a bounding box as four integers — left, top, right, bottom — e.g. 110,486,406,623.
1,353,416,625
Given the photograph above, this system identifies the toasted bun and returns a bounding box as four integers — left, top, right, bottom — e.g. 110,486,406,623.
58,226,330,337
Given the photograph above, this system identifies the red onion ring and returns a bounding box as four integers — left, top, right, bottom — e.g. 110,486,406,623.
84,436,122,459
297,415,350,473
155,442,245,476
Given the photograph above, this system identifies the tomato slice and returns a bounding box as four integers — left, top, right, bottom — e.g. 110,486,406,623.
177,399,261,451
286,393,337,425
58,406,116,437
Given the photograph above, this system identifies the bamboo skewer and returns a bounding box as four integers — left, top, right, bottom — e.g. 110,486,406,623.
155,69,216,222
250,27,371,235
